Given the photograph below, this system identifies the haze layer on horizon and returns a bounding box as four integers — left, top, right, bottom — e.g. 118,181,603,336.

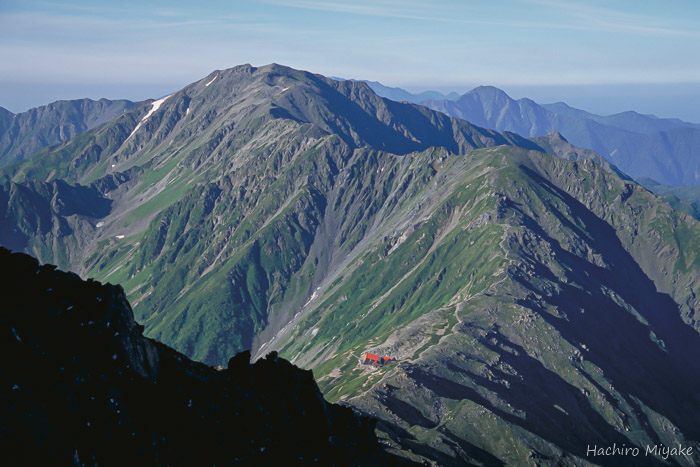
1,0,699,122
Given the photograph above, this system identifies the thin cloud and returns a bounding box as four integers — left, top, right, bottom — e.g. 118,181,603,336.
262,0,689,35
522,0,700,38
262,0,487,24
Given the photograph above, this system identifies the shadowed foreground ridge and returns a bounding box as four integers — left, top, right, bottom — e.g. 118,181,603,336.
0,247,395,465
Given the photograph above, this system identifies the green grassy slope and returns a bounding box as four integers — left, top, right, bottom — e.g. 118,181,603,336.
274,144,700,464
0,64,537,366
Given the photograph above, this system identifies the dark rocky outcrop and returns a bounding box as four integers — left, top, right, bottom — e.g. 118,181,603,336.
0,247,396,465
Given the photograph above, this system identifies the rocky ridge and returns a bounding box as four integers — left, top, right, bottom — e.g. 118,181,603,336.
0,246,395,465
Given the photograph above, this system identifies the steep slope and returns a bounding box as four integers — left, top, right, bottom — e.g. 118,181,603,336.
635,178,700,221
0,178,111,270
0,107,11,138
0,98,134,167
637,178,700,203
0,247,393,465
423,87,700,186
266,138,700,465
0,63,537,365
3,65,535,185
3,64,700,465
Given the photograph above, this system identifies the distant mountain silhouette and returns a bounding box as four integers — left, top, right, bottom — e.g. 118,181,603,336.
422,86,700,186
0,98,134,167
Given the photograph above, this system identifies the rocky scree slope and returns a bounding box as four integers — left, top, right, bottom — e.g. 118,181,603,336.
0,246,395,465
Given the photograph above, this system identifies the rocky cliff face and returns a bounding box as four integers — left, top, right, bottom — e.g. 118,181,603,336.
0,247,394,465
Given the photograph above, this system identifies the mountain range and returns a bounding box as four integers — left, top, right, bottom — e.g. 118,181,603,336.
342,80,700,188
417,86,700,187
4,80,698,189
335,78,461,103
0,98,134,167
1,63,699,465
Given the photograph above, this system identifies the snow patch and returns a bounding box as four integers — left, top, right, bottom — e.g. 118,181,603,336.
111,164,116,168
281,87,290,92
127,94,172,140
128,122,144,140
95,222,104,228
205,75,217,87
115,235,125,239
186,107,190,115
311,328,319,337
303,290,318,308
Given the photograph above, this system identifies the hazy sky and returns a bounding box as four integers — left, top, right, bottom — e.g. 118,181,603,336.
2,0,699,121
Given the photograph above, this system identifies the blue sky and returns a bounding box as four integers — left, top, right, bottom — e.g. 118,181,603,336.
2,0,699,121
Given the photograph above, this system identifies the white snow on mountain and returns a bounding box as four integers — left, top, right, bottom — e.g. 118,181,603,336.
127,94,172,140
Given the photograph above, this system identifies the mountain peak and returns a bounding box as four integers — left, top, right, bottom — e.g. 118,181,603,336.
530,129,624,176
467,85,512,100
545,129,569,142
